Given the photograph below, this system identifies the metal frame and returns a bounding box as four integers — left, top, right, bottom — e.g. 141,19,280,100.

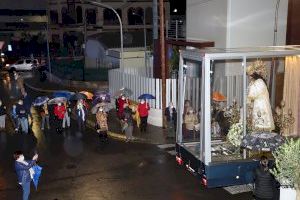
177,45,300,165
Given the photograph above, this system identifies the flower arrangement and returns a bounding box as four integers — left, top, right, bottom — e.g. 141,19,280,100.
270,138,300,189
227,123,243,147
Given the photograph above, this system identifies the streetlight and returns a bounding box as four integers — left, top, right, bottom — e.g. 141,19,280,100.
132,11,147,72
83,0,124,68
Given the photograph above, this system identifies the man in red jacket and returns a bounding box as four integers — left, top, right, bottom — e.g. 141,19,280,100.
137,99,150,132
54,102,66,133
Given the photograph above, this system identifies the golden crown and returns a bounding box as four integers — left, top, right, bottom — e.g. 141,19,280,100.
246,60,268,80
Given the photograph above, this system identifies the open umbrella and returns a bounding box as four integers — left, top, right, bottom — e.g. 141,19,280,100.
138,93,155,100
32,165,42,190
91,102,110,114
53,90,74,100
70,93,87,101
48,97,67,105
114,87,133,97
80,91,93,100
33,96,49,106
241,132,285,152
92,95,111,105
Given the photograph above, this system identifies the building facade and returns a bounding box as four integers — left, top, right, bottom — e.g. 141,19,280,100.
48,0,170,50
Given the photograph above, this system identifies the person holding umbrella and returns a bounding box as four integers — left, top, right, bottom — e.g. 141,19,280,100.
76,100,87,131
117,95,128,119
137,99,150,132
53,102,66,133
96,105,108,142
14,150,38,200
0,100,7,131
123,103,135,142
62,101,71,129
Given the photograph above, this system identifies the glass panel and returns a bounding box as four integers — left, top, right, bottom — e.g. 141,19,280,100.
25,60,31,64
181,58,203,161
245,57,286,160
210,59,245,163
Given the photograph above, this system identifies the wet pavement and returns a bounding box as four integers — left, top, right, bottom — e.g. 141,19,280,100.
0,71,252,200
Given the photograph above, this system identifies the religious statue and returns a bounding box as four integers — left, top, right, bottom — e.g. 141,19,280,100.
247,60,275,132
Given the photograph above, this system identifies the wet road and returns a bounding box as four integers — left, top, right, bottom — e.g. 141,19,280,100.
0,71,252,200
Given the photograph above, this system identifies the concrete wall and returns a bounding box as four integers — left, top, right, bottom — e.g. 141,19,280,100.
186,0,289,48
227,0,288,47
186,0,228,47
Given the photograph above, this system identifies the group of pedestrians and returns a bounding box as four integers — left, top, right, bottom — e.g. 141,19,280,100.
39,99,87,134
116,95,150,142
0,95,32,134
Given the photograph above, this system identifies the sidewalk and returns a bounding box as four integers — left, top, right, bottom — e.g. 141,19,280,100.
23,73,175,145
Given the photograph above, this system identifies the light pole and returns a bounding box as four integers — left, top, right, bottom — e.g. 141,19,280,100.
84,0,124,68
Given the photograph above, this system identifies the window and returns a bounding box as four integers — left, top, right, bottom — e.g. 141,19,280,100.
103,8,122,25
86,9,96,24
50,10,58,24
61,7,68,24
76,6,83,23
145,7,152,25
25,60,31,64
127,7,144,25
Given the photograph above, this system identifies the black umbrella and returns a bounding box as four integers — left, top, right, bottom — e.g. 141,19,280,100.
241,132,285,152
70,93,87,101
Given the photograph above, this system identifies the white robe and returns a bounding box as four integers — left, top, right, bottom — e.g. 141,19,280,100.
247,79,275,131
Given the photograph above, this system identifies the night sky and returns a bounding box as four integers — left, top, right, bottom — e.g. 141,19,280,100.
169,0,186,15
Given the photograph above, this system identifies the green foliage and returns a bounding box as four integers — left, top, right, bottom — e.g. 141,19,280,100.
271,138,300,188
227,123,243,147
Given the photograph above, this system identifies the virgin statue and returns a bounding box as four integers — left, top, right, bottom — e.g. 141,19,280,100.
247,60,275,132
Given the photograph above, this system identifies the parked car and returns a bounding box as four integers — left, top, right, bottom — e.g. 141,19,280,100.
5,59,39,72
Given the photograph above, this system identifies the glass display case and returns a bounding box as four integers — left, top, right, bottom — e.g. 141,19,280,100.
175,46,300,188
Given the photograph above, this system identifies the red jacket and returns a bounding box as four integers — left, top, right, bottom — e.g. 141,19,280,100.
138,102,150,117
54,105,66,119
117,98,129,117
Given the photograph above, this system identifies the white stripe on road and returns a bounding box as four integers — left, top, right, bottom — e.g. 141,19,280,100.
157,144,175,149
167,150,177,156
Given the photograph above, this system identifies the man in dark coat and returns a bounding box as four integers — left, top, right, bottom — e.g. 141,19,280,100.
165,102,177,137
254,156,276,200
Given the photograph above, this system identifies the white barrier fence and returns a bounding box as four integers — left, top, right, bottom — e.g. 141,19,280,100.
109,69,177,110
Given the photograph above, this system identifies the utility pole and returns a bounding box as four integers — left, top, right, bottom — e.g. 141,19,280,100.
159,0,166,127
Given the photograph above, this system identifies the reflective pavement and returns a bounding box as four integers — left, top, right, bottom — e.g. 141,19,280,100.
0,71,252,200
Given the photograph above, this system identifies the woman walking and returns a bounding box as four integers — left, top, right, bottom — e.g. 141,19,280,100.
123,103,135,142
14,150,38,200
62,101,71,129
0,100,7,130
54,102,66,133
76,100,87,131
96,106,108,142
137,99,150,132
11,104,19,132
40,103,50,130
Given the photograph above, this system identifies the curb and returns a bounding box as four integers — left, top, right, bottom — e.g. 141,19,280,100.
24,80,148,143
